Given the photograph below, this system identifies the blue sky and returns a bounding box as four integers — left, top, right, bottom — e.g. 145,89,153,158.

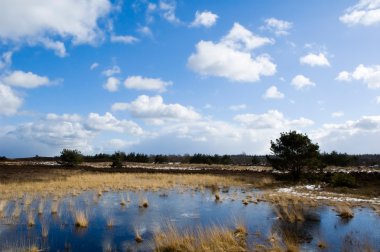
1,0,380,157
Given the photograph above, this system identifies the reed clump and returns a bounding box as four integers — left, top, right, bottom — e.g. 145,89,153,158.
335,203,354,219
74,211,88,227
154,224,247,252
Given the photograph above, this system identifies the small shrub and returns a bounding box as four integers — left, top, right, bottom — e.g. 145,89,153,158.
60,149,83,167
331,173,356,187
110,151,126,169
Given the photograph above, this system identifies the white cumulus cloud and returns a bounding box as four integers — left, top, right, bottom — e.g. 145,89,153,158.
124,76,172,93
0,84,23,116
336,64,380,89
2,70,50,89
234,110,313,129
112,95,200,121
103,77,120,92
0,0,112,55
86,112,144,135
300,53,330,67
263,86,284,99
188,23,276,83
262,18,292,36
291,75,315,90
340,0,380,26
190,11,218,28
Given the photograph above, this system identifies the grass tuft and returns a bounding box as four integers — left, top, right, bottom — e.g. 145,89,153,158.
74,210,88,228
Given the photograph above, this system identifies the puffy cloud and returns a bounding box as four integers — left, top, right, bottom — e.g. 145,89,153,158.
103,77,120,92
2,70,50,88
300,53,330,67
86,112,144,135
262,18,292,36
112,95,201,121
0,0,112,54
312,115,380,153
102,66,121,77
336,64,380,89
190,11,218,28
110,35,139,44
221,23,274,51
159,1,180,24
291,75,315,90
134,110,313,154
7,113,94,150
40,39,67,57
229,104,247,111
1,112,144,156
340,0,380,26
124,76,172,92
0,84,23,116
234,110,313,129
263,85,284,99
188,23,276,83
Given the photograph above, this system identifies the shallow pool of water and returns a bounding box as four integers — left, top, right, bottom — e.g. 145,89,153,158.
0,188,379,251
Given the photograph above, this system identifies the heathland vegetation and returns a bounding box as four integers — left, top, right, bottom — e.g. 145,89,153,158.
0,131,379,251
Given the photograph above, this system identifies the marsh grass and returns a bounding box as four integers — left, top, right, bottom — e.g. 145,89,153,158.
37,200,44,215
335,203,354,219
27,211,35,226
134,227,143,243
0,199,7,217
120,195,127,206
154,223,247,252
74,210,88,228
11,203,21,219
138,196,149,208
41,221,49,238
51,201,59,215
0,171,270,200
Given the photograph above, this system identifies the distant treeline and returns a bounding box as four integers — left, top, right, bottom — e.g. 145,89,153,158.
2,151,380,167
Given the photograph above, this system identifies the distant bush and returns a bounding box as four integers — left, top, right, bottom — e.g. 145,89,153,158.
189,154,232,165
154,155,169,164
320,151,356,167
111,151,126,168
0,156,7,161
125,152,149,163
331,173,356,187
60,149,83,167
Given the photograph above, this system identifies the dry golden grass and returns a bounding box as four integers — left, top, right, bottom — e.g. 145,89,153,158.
41,221,49,238
11,203,21,219
37,200,44,215
51,201,59,215
27,211,35,226
134,228,143,243
138,197,149,208
335,203,354,219
74,210,88,228
0,170,269,200
154,223,247,252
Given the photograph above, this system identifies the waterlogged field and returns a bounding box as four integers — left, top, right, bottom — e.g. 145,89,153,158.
0,185,379,251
